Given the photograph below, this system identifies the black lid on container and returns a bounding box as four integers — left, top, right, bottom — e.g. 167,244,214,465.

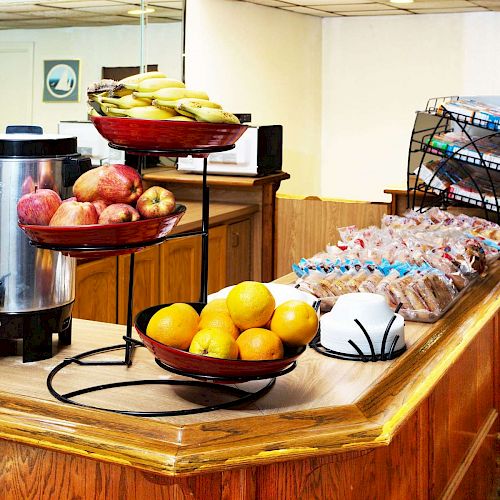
0,133,77,158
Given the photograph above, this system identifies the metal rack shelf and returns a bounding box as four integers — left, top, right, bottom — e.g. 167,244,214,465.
407,96,500,223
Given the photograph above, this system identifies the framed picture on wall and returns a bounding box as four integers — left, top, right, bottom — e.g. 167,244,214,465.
43,59,80,103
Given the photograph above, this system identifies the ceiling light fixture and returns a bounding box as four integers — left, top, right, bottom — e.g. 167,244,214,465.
128,7,155,15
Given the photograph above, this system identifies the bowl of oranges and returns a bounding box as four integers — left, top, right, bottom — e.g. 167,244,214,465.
134,281,318,379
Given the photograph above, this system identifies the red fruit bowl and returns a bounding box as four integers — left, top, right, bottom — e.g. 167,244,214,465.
134,303,307,380
90,116,248,155
19,204,186,258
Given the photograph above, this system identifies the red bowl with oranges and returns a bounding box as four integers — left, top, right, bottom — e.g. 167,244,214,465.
134,302,306,380
19,204,186,258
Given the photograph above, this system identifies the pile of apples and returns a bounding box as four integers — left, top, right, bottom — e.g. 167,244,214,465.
17,164,176,226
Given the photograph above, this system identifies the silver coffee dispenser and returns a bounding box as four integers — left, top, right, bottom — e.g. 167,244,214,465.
0,126,90,362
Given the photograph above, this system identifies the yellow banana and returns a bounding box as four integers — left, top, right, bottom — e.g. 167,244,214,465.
166,116,195,122
135,88,209,101
178,98,222,109
107,105,178,120
110,87,133,97
153,97,221,109
101,94,151,109
178,103,240,124
152,99,195,118
125,77,184,92
101,103,122,117
119,71,166,85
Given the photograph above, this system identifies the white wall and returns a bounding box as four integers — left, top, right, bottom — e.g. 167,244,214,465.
322,12,500,202
185,0,322,196
0,23,182,133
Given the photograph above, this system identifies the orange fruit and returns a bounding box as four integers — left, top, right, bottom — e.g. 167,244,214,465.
199,312,240,340
270,300,318,347
236,328,284,361
200,298,229,318
226,281,275,330
189,328,239,359
146,303,199,350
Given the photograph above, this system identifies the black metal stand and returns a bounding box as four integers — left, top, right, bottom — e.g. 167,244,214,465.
45,143,283,416
46,338,280,417
407,96,500,223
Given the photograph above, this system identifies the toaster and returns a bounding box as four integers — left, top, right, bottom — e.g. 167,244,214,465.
177,125,282,176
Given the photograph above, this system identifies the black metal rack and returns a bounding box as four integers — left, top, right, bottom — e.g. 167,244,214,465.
45,142,294,417
406,96,500,223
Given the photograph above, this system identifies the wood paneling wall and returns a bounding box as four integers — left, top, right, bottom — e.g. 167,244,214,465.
275,196,389,277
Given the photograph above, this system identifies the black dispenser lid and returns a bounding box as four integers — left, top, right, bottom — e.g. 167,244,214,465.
0,132,77,158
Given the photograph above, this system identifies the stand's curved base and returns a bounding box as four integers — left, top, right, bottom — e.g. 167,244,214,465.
46,342,279,417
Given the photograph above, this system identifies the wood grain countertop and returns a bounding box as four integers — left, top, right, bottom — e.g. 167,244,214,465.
142,167,290,188
0,264,498,476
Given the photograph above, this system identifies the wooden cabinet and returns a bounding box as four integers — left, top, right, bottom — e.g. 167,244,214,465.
75,218,251,322
226,219,252,286
159,235,201,304
73,257,117,323
117,246,160,325
207,224,227,294
159,224,228,303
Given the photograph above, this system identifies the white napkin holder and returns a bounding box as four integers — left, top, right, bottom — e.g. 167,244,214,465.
319,293,405,361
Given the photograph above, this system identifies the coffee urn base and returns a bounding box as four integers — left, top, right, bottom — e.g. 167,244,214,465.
0,303,73,362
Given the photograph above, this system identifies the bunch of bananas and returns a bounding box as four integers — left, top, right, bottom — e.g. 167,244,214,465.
87,71,240,124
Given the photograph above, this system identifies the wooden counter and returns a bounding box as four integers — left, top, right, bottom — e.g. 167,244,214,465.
142,168,290,282
0,266,498,498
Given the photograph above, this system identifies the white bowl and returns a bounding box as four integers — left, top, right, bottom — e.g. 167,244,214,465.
208,282,317,307
320,293,405,357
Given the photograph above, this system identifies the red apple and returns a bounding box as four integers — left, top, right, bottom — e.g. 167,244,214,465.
62,197,77,203
92,200,108,216
73,164,143,204
98,203,140,224
49,201,98,226
17,188,62,225
136,186,176,219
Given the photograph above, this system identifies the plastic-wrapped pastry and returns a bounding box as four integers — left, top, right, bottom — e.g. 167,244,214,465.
358,270,384,293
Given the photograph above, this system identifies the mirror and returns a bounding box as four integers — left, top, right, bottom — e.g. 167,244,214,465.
0,1,184,133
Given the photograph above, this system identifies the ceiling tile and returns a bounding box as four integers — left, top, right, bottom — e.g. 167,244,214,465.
471,0,500,6
281,5,330,14
38,0,121,6
70,4,138,14
149,1,184,8
410,5,486,11
408,0,477,8
24,8,99,18
244,0,294,7
0,11,38,20
333,8,413,13
308,0,385,4
291,0,369,4
0,3,55,12
315,2,396,10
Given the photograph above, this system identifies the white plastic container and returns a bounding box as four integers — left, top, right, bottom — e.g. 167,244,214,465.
320,293,405,357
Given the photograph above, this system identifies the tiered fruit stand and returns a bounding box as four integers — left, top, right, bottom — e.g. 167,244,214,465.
20,121,305,417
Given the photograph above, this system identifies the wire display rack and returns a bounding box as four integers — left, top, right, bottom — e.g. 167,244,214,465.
43,142,300,417
406,96,500,223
